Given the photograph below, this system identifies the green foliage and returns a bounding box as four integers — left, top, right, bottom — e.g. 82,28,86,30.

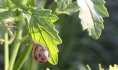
55,0,79,15
87,64,118,70
0,0,110,70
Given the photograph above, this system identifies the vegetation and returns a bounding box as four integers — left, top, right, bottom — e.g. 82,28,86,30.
87,64,118,70
0,0,117,70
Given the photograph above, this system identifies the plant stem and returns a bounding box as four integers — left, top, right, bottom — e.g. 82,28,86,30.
8,20,24,70
4,30,9,70
14,44,33,70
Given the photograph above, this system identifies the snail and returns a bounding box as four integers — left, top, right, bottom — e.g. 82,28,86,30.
32,41,49,63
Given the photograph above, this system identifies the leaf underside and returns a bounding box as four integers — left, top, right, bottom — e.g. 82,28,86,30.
77,0,109,39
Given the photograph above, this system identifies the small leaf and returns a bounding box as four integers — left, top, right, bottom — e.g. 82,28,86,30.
77,0,109,39
56,2,79,15
28,8,62,65
56,0,68,10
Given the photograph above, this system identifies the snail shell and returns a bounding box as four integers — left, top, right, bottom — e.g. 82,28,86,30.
32,43,49,63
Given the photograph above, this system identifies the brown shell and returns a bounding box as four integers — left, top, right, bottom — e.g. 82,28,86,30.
32,43,49,63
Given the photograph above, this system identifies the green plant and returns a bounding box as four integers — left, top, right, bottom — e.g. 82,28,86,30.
0,0,109,70
87,64,118,70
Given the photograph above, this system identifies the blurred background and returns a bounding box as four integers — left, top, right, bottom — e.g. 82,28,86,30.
0,0,118,70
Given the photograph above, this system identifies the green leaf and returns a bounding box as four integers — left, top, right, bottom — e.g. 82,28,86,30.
55,0,79,15
56,2,79,15
56,0,68,10
92,0,109,17
28,8,62,65
14,43,33,70
77,0,109,39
